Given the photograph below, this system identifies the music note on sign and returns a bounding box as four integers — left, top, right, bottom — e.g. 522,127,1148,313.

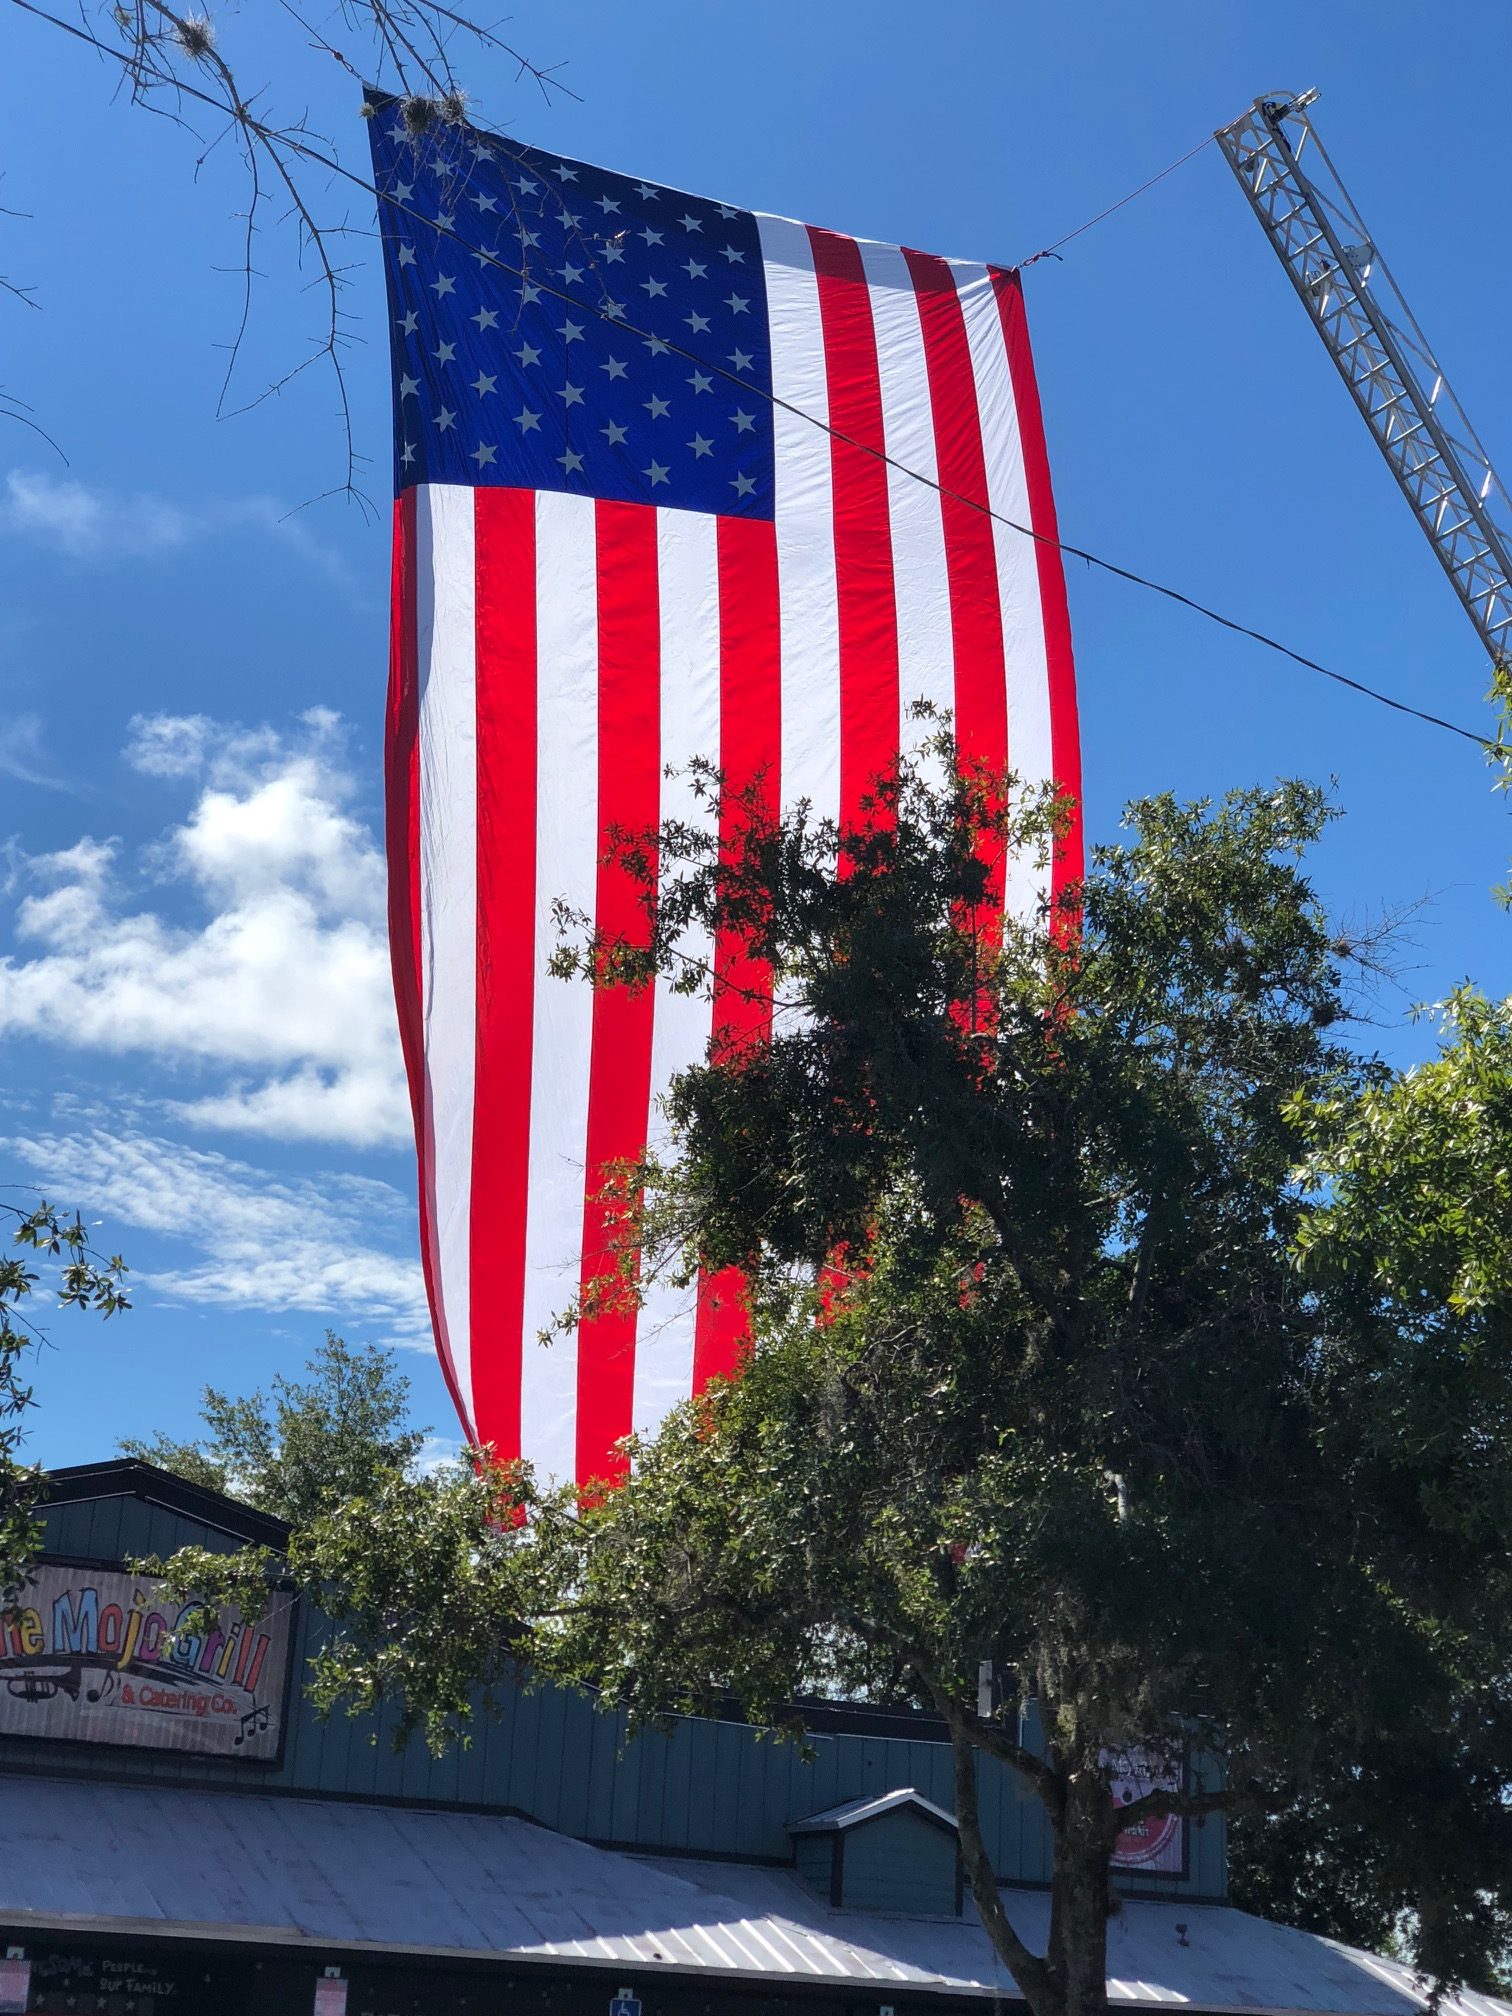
234,1704,271,1746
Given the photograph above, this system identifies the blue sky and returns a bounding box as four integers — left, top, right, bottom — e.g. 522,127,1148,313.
3,0,1510,1470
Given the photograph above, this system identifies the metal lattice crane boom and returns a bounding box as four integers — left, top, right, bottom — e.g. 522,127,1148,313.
1215,90,1512,664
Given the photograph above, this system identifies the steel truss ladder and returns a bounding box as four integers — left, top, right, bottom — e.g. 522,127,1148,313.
1216,90,1512,664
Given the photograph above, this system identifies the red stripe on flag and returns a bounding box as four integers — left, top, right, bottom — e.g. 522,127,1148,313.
808,226,899,840
387,493,469,1437
576,500,661,1486
990,268,1084,917
692,514,782,1391
712,515,780,1052
468,488,537,1468
902,249,1010,906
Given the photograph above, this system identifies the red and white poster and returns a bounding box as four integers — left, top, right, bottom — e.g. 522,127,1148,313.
1106,1747,1185,1875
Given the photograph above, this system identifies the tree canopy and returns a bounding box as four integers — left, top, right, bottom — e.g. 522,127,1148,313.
122,1331,428,1528
159,741,1512,2016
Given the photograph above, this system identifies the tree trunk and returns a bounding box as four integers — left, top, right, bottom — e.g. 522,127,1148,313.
949,1725,1115,2016
1044,1768,1115,2016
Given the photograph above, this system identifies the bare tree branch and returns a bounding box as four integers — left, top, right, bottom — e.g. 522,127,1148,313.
3,0,575,493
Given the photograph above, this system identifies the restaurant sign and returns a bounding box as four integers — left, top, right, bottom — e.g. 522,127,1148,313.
0,1562,292,1760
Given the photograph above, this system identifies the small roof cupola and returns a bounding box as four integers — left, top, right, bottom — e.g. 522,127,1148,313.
788,1787,963,1917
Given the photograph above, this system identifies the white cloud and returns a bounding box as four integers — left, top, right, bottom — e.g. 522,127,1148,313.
415,1434,465,1476
124,710,311,788
6,1127,430,1346
124,714,216,780
0,711,408,1151
173,1068,411,1149
1,471,354,589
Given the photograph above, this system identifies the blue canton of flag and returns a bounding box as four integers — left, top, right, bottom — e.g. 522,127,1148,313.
369,94,776,517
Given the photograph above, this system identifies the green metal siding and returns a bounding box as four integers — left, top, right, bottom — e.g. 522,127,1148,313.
838,1808,957,1916
793,1832,833,1901
41,1493,246,1565
13,1485,1224,1901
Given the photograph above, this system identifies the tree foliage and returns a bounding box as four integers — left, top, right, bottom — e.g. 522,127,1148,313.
1491,661,1512,913
1226,1787,1402,1958
0,1197,128,1599
123,1330,427,1528
1226,985,1512,1981
159,741,1512,2016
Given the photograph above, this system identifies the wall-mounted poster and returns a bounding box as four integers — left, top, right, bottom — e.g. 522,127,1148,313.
0,1561,292,1761
1106,1746,1186,1875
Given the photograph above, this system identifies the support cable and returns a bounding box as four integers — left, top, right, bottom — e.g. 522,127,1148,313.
1012,132,1215,269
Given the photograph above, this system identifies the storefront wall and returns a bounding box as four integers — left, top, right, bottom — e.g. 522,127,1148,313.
3,1933,1005,2016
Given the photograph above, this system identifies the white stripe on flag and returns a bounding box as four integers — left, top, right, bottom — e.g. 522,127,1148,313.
757,214,841,834
416,483,478,1433
633,505,720,1440
519,489,600,1484
955,264,1056,924
857,238,955,776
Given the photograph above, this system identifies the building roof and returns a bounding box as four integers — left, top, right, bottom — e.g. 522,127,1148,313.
42,1459,289,1549
789,1787,959,1834
1,1773,1506,2016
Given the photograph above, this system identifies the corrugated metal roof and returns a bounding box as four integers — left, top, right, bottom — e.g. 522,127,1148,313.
789,1787,959,1834
0,1775,1499,2016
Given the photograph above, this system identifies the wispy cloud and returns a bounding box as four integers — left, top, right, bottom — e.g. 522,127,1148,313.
1,471,192,557
0,712,78,795
0,710,408,1151
6,1127,430,1347
1,470,356,590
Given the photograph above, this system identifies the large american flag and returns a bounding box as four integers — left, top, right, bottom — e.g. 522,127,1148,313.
372,99,1082,1488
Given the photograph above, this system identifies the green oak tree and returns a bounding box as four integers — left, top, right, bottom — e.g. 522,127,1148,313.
160,742,1512,2016
123,1331,429,1528
1225,982,1512,1978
